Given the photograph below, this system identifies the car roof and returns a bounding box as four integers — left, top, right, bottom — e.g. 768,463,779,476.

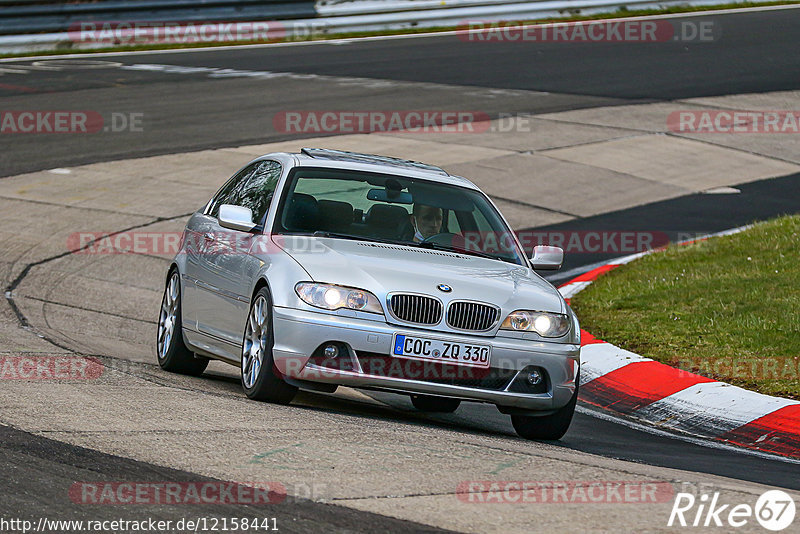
301,148,448,175
257,149,479,190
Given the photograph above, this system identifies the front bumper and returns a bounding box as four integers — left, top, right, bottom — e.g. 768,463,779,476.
272,306,580,412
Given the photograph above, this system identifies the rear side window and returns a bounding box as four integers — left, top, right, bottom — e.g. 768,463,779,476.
208,171,245,218
209,160,282,224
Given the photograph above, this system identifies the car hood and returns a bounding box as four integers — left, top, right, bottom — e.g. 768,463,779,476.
275,236,565,314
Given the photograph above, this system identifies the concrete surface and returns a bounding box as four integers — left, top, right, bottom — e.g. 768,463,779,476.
1,90,799,532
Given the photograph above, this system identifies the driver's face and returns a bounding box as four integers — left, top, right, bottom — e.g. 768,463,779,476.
413,205,443,239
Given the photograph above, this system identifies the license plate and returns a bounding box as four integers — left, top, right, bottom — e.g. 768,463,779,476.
392,334,491,368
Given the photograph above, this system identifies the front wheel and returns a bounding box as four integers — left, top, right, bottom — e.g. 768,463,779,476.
156,270,208,376
241,287,297,404
411,394,461,413
510,382,578,440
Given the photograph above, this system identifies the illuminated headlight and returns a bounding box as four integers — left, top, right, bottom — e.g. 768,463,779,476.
295,282,383,314
501,311,570,338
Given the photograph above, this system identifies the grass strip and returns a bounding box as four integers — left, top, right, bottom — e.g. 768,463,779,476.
571,215,800,399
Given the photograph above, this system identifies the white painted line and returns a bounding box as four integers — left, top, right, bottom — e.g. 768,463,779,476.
2,4,799,63
703,186,741,194
16,61,541,99
580,342,651,384
609,251,650,265
558,281,590,299
545,258,612,284
636,382,800,436
576,405,800,465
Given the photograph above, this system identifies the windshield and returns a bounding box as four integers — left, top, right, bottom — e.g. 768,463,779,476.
273,167,526,265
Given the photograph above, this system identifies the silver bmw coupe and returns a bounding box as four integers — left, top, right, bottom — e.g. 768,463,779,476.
157,148,581,439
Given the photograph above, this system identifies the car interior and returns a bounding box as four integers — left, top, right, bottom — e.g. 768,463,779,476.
283,192,415,240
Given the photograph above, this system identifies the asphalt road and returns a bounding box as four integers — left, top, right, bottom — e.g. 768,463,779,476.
102,7,799,99
0,425,449,534
1,6,799,530
1,7,799,177
540,171,800,277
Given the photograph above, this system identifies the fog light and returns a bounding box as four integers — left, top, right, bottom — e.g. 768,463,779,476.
323,344,339,358
526,369,543,386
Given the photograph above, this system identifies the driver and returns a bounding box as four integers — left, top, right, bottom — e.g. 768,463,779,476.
410,203,443,242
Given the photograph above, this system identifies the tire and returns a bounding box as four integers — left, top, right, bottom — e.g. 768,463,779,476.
510,381,579,441
156,270,209,376
241,287,297,404
410,394,461,413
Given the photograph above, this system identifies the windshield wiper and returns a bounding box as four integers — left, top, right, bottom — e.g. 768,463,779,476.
413,241,497,260
311,231,401,246
312,231,359,240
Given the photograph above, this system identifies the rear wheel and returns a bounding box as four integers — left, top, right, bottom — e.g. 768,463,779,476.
156,270,208,376
510,381,578,441
241,287,297,404
410,394,461,413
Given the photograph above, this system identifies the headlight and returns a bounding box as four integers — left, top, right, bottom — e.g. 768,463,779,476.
501,310,570,338
295,282,383,314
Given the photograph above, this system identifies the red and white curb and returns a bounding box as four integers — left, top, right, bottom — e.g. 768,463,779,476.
560,226,800,459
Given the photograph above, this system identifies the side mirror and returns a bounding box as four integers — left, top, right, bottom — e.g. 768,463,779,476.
530,245,563,270
218,204,256,232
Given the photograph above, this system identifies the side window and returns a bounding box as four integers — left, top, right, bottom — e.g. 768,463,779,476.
472,207,495,232
446,210,462,234
234,160,282,224
208,163,256,218
209,160,282,223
